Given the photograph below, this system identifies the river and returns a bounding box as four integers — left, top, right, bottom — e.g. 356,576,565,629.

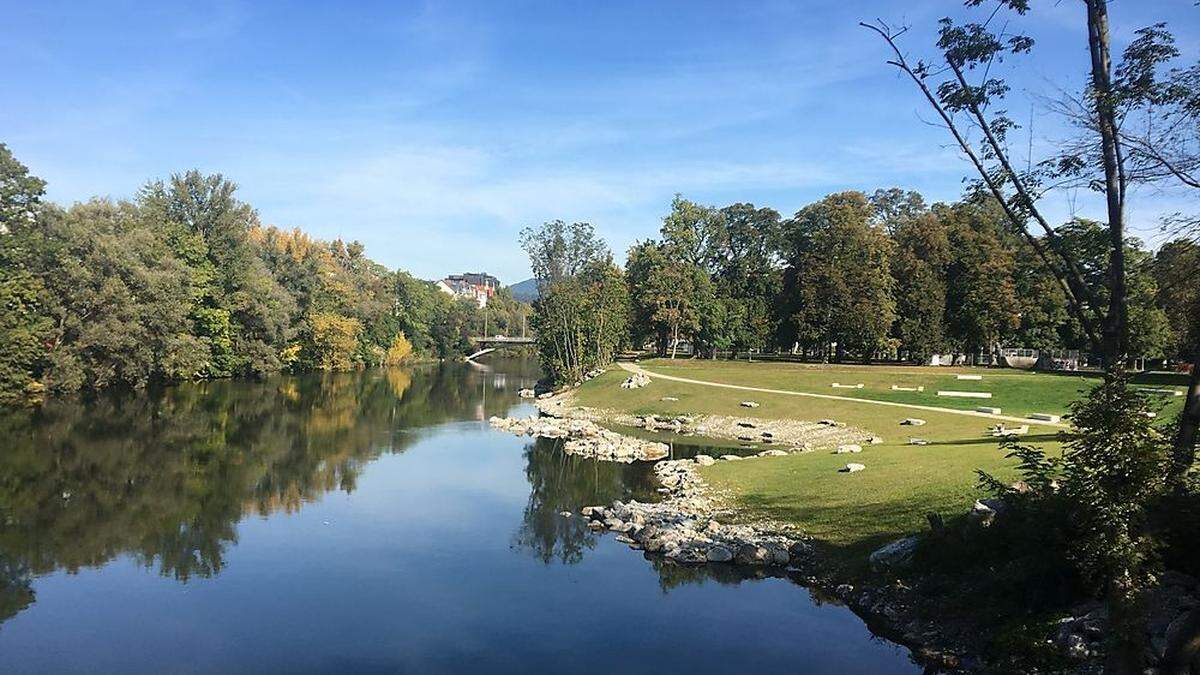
0,357,918,674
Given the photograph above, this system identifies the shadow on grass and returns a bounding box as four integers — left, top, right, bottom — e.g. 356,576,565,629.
734,492,953,571
922,433,1060,447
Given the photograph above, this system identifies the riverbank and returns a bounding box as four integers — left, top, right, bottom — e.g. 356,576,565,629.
529,359,1196,672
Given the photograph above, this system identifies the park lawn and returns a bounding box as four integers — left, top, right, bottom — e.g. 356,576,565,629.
573,364,1074,569
633,358,1188,419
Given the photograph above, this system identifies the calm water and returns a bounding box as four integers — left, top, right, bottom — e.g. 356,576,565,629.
0,358,918,674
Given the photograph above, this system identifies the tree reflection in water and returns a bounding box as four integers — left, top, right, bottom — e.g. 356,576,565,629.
513,437,659,564
0,360,537,627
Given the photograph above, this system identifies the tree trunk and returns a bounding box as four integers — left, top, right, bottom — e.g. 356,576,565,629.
1172,350,1200,488
1086,0,1129,369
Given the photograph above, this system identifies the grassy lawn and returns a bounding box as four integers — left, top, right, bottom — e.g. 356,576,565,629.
573,359,1188,569
631,358,1188,419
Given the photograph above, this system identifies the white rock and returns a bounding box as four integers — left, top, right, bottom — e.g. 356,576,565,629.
694,454,716,467
842,463,866,473
740,401,760,408
900,418,926,426
834,444,863,454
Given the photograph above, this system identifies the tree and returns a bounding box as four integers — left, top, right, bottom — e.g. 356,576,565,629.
304,311,362,370
888,207,950,363
521,221,625,383
942,199,1020,362
0,144,51,404
0,143,46,232
1153,240,1200,361
780,192,895,361
1052,219,1172,360
712,202,783,351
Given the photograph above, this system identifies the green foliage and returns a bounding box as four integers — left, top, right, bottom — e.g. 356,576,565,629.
0,146,509,405
976,370,1173,653
0,143,45,230
942,197,1021,357
522,221,627,383
779,191,896,361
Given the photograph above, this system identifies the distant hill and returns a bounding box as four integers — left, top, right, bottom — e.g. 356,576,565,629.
508,278,539,303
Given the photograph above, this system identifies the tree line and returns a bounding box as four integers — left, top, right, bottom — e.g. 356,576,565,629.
524,188,1195,376
0,144,529,406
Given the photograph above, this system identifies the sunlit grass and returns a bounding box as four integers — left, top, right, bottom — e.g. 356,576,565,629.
570,359,1185,567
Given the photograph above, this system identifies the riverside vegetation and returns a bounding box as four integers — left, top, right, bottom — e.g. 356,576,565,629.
0,144,530,406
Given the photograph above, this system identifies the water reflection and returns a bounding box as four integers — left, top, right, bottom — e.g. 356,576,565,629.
0,360,537,627
513,437,659,564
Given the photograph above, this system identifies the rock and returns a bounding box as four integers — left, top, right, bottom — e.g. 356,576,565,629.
836,583,855,597
720,454,743,461
908,438,929,446
766,544,790,566
869,535,920,572
900,418,926,426
818,419,838,427
867,436,883,445
518,388,536,398
842,463,866,473
660,396,679,401
694,454,716,466
734,544,772,566
614,533,635,545
757,449,788,457
620,372,652,389
581,505,605,518
834,444,862,454
587,520,605,531
788,541,812,561
558,511,572,517
740,401,760,408
706,545,734,562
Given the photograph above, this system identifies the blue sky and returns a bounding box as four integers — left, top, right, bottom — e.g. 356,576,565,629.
3,1,1196,283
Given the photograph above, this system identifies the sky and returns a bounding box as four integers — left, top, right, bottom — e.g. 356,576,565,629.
3,0,1197,283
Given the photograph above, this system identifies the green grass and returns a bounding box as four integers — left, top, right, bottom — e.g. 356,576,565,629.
574,360,1186,568
629,358,1188,419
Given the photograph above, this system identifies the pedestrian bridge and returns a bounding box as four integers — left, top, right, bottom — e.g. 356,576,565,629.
466,336,535,361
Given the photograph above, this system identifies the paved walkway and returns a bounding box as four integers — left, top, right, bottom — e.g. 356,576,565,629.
617,361,1067,428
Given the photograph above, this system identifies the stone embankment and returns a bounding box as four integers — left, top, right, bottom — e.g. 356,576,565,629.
579,457,811,567
489,415,669,462
535,391,871,452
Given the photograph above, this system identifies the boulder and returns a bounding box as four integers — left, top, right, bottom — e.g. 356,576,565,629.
788,540,813,561
900,418,926,426
868,535,920,572
518,388,536,399
740,401,760,408
620,372,652,389
706,545,734,563
694,454,716,467
757,449,788,457
720,455,744,461
766,544,790,566
834,444,863,454
734,544,772,566
842,463,866,473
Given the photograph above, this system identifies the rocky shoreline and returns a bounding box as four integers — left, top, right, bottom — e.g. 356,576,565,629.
489,415,670,462
579,457,810,566
498,378,1199,673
